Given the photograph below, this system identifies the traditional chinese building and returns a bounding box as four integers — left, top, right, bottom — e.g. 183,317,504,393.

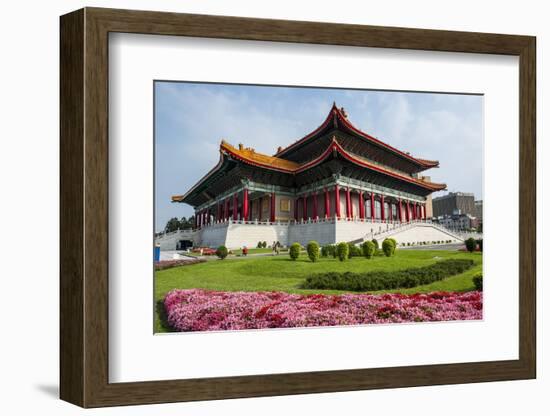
171,104,452,249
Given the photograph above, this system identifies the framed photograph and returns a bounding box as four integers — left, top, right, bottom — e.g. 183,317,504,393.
60,7,536,408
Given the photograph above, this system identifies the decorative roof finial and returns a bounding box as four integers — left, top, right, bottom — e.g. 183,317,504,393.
340,107,348,118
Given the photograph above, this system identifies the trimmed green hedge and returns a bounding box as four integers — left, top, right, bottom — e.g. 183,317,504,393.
336,242,349,261
473,274,483,291
301,259,475,291
361,241,376,259
216,245,228,260
289,242,301,260
307,241,320,262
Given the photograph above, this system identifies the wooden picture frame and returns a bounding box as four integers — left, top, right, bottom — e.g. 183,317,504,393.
60,7,536,408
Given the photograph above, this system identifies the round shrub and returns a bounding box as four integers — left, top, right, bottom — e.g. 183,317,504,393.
262,241,267,248
477,239,483,252
465,237,477,253
289,242,301,260
388,238,397,254
321,245,329,257
347,243,361,258
362,240,376,259
257,241,263,248
371,239,379,250
307,241,320,262
382,239,394,257
215,245,228,260
336,242,349,261
473,274,483,291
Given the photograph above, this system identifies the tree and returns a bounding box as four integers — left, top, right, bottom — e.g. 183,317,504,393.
164,217,181,233
465,237,477,253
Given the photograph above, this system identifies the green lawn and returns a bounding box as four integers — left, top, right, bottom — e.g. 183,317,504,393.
155,250,482,332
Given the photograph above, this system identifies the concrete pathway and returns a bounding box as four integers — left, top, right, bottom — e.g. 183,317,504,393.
398,243,464,251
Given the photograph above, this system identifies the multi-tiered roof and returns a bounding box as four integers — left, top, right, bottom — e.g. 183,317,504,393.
173,103,445,207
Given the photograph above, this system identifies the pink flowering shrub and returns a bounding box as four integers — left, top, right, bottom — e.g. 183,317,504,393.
164,289,482,332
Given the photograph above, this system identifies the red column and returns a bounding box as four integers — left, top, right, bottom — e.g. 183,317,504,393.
270,192,276,223
334,185,341,218
345,188,351,219
195,212,198,228
406,201,410,222
313,192,318,219
380,194,385,222
294,197,299,221
258,197,263,221
423,204,426,220
413,202,417,220
370,193,375,220
324,188,330,218
242,189,249,222
398,199,402,223
216,203,221,222
302,194,308,220
232,193,238,220
359,191,365,219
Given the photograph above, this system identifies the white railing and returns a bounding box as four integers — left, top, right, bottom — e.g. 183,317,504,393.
194,215,413,230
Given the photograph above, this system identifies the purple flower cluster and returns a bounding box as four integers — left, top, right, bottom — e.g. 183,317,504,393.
164,289,482,332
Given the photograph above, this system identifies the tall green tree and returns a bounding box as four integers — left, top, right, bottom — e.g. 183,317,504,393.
164,217,181,233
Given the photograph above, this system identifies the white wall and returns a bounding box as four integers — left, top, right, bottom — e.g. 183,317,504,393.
0,1,546,416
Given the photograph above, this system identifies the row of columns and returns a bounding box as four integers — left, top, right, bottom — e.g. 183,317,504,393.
195,188,277,229
195,185,427,229
293,185,426,223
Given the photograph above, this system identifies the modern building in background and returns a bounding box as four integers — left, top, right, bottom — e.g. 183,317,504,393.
432,192,476,217
435,213,479,231
163,104,464,249
474,200,483,222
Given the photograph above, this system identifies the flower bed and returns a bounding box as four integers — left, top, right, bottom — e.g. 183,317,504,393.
164,289,482,332
154,258,205,271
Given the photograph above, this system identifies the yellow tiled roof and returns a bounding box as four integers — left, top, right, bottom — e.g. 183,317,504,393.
220,141,299,171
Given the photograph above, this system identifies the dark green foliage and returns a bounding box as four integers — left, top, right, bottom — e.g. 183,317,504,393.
301,259,475,291
289,242,301,260
215,245,228,260
321,244,336,258
336,242,349,261
465,237,477,252
257,241,263,248
361,240,376,259
347,243,362,258
164,216,195,232
262,241,267,248
477,239,483,252
473,274,483,291
306,241,320,262
371,239,379,249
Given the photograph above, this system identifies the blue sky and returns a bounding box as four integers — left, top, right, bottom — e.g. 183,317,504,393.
155,82,483,232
